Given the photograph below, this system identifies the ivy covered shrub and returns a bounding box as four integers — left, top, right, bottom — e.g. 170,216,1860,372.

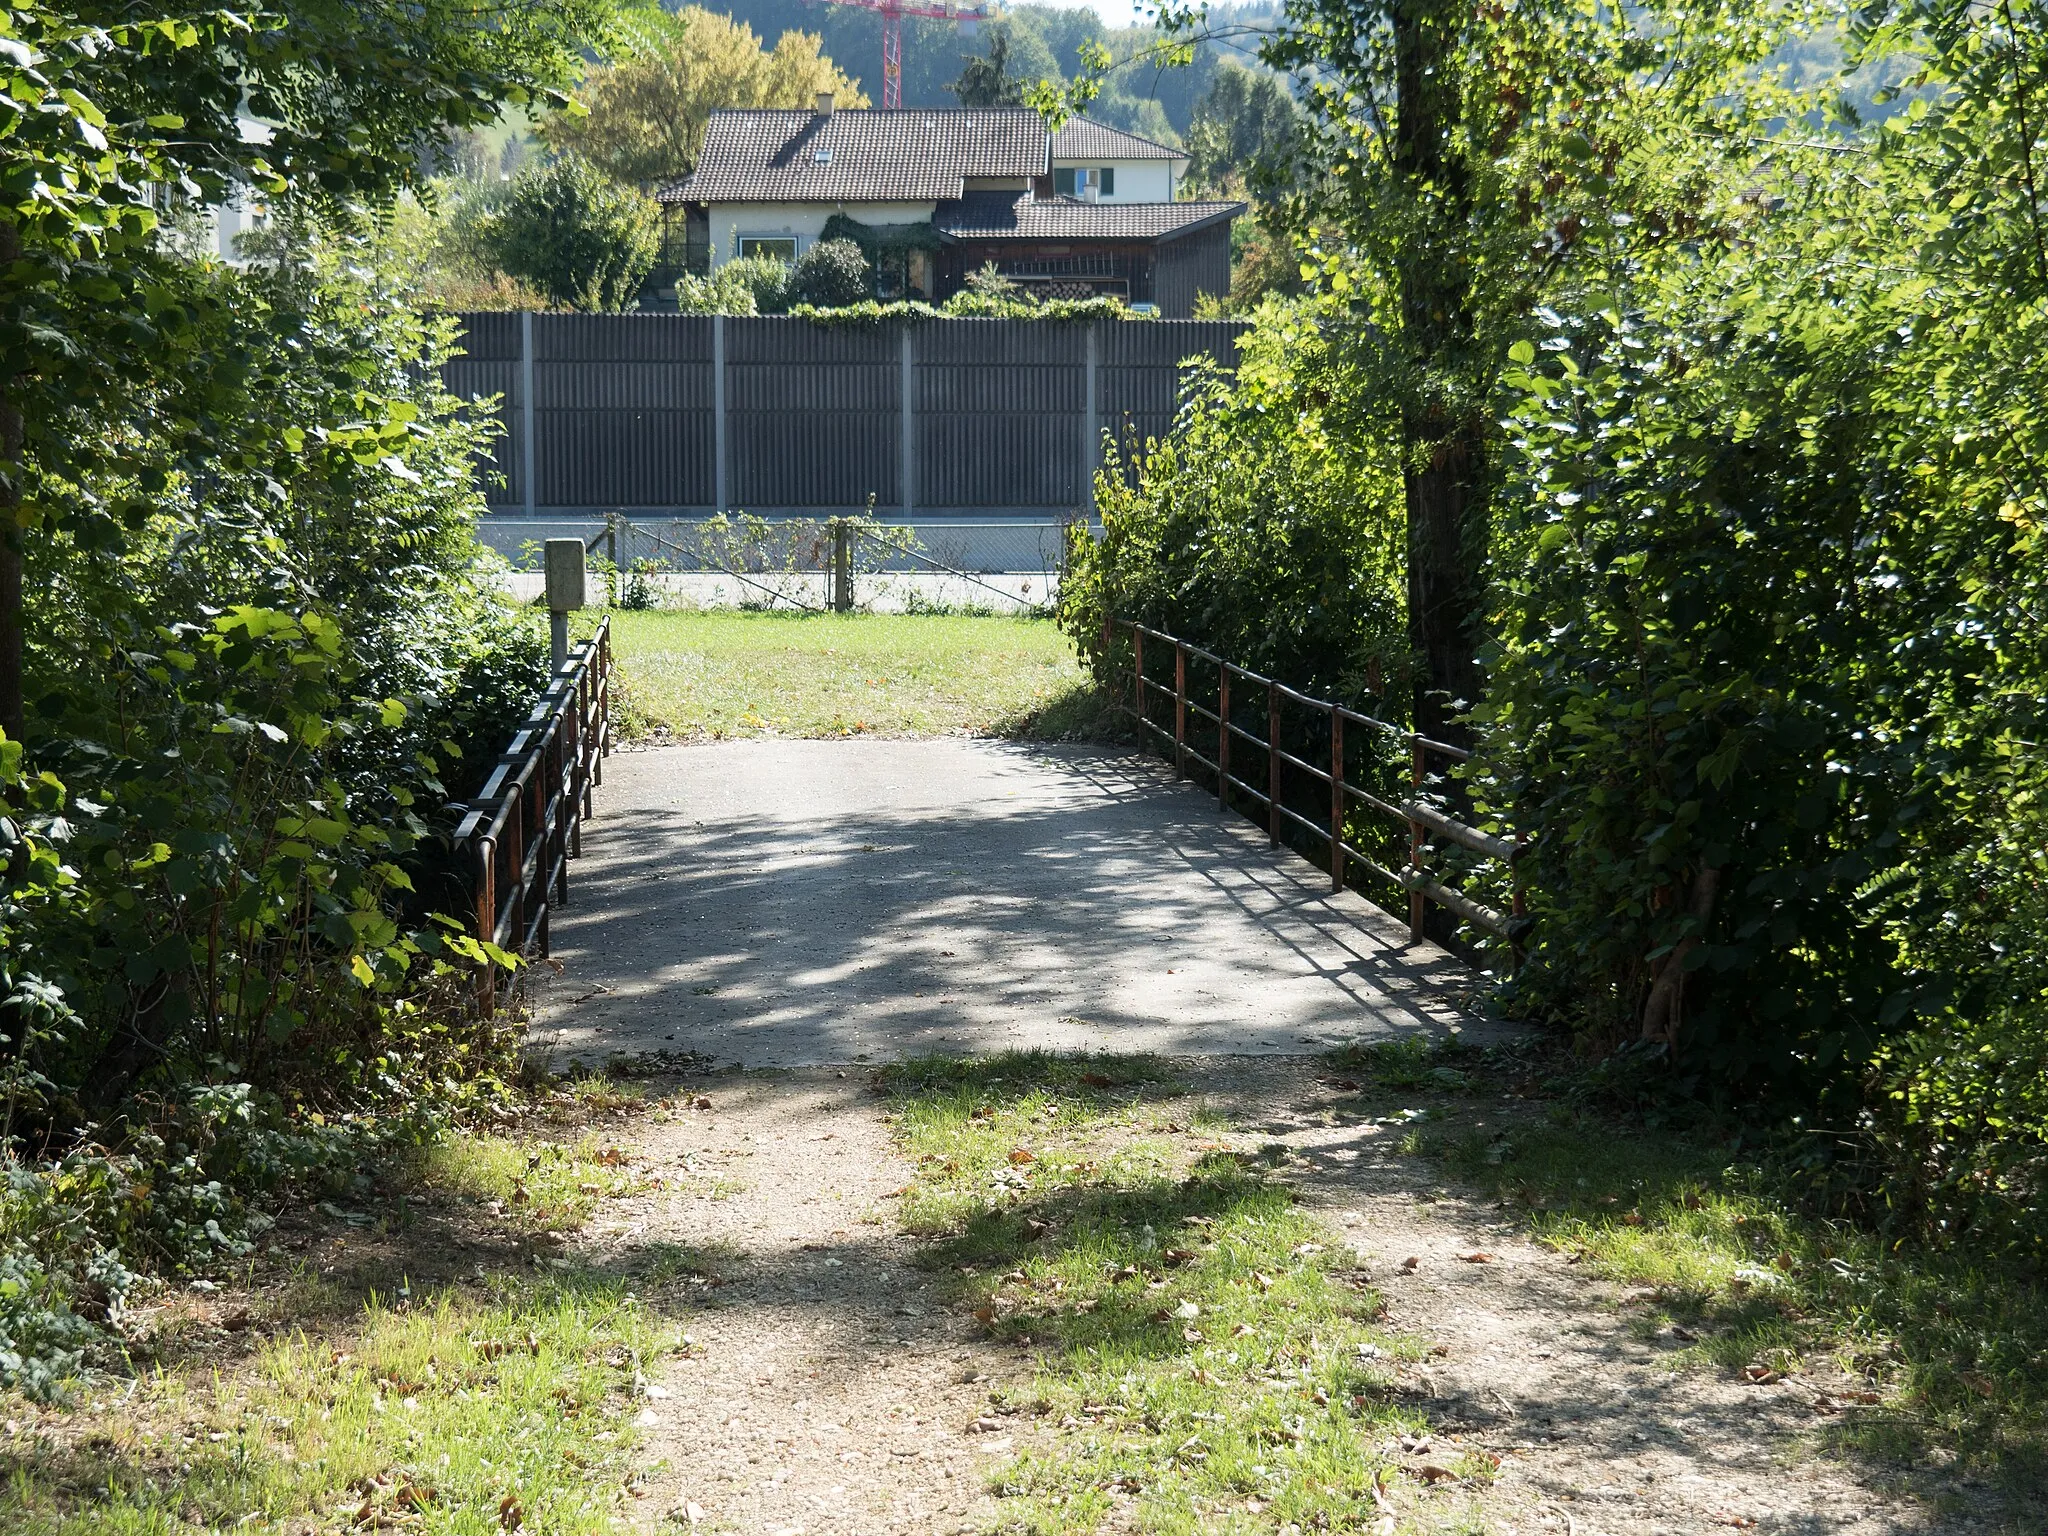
788,238,871,308
1479,136,2048,1150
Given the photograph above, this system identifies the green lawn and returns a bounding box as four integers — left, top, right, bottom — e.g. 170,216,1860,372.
604,610,1110,741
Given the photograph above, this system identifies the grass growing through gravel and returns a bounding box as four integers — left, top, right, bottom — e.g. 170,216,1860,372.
408,1130,656,1231
1328,1036,2048,1488
605,610,1110,740
880,1051,1451,1535
0,1276,670,1535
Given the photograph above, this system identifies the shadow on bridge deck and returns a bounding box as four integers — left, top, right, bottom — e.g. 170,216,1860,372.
531,739,1506,1068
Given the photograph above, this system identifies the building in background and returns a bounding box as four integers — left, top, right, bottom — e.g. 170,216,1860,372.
660,99,1240,314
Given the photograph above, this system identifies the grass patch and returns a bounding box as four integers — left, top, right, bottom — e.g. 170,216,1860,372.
406,1130,655,1231
879,1051,1457,1535
0,1274,669,1535
603,610,1112,741
1331,1036,2048,1489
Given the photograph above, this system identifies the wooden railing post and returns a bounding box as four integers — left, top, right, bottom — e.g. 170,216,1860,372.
1173,641,1186,778
1218,663,1231,808
1267,682,1280,847
1330,705,1344,893
1408,736,1427,942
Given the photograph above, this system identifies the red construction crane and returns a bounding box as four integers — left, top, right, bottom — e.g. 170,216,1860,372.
821,0,1000,110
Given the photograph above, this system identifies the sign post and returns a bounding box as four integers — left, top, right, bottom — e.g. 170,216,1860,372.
543,538,585,671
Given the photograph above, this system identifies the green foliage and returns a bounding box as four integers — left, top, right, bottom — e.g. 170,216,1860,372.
1059,299,1404,703
477,155,662,311
0,0,593,1394
787,237,871,308
1185,58,1300,196
672,253,792,315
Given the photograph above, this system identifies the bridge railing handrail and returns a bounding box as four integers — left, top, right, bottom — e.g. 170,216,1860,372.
1105,617,1526,952
452,615,613,1012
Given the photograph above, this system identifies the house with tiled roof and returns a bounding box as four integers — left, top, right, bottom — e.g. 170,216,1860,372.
658,97,1242,316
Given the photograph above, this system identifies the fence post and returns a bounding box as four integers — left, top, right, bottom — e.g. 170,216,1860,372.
1408,736,1427,943
1174,642,1186,779
712,312,728,512
605,513,619,607
1082,322,1099,514
900,323,915,518
1267,682,1280,847
831,519,853,612
1512,830,1528,971
1218,664,1230,808
504,782,525,963
1330,705,1344,892
520,310,536,515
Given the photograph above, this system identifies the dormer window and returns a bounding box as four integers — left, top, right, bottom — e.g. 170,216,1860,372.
814,147,833,164
1053,167,1114,198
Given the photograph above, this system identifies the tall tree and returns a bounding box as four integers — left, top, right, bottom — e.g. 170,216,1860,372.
543,6,867,189
1251,0,1783,744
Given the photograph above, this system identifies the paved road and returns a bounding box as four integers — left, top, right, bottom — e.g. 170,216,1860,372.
534,739,1492,1068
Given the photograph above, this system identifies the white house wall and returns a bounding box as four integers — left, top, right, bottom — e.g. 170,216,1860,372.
709,202,938,267
1049,159,1177,202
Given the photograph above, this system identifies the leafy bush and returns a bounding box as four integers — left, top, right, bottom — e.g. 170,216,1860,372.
0,233,549,1394
788,238,870,308
478,155,660,311
1059,300,1404,702
668,253,800,316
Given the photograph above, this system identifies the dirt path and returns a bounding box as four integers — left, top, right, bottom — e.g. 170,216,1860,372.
558,1060,1972,1536
577,1071,1049,1534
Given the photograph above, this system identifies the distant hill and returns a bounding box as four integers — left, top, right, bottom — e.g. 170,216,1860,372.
693,0,1285,139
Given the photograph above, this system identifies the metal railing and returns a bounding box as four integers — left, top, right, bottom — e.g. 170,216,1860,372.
453,616,614,1013
1106,618,1526,954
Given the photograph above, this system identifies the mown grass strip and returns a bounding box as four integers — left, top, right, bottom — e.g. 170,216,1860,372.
879,1051,1448,1535
603,610,1111,741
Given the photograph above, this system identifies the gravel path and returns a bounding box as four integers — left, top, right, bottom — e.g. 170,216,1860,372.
563,1063,1982,1536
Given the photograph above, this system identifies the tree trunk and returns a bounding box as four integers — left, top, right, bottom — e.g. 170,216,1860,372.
1391,0,1487,750
0,218,20,747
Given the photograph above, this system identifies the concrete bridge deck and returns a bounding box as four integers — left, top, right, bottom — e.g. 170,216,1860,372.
533,738,1490,1067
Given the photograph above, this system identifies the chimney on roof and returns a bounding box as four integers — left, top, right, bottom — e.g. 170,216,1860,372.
815,90,835,117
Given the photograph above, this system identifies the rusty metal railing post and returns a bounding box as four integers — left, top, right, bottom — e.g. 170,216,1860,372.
1330,704,1345,892
1218,663,1231,808
476,832,499,1015
505,782,526,965
1408,736,1427,942
1173,641,1186,778
1267,681,1280,847
1133,626,1145,739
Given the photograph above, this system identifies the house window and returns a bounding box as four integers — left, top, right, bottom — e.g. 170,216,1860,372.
738,236,798,262
1053,167,1118,198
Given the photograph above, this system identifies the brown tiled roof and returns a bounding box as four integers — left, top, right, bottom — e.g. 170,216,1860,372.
662,109,1047,205
933,192,1242,243
1050,118,1188,163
